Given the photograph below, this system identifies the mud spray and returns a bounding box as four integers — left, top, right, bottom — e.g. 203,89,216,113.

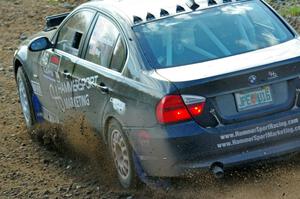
29,115,117,182
27,115,168,198
27,115,300,199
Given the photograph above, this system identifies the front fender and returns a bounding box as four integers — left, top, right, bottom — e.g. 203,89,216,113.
13,45,28,78
14,44,44,84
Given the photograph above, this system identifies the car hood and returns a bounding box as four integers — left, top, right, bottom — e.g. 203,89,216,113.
152,38,300,83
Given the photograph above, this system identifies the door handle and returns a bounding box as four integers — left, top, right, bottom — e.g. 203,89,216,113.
99,83,109,94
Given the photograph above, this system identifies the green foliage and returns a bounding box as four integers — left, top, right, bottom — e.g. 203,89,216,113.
266,0,300,17
47,0,61,5
281,6,300,17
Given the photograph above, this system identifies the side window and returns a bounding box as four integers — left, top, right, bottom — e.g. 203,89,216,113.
85,15,127,72
56,10,95,56
110,37,126,72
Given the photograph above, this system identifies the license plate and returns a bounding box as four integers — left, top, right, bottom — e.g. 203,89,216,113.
235,86,273,111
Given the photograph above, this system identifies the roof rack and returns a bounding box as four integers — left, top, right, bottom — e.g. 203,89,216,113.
146,12,155,21
176,5,185,13
208,0,217,5
133,16,143,24
160,9,170,17
186,0,199,10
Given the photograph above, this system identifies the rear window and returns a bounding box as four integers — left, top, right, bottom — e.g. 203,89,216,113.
133,1,294,69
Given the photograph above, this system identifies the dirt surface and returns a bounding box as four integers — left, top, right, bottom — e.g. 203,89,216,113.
1,0,300,198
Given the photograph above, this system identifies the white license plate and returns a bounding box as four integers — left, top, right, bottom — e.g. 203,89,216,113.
235,86,273,111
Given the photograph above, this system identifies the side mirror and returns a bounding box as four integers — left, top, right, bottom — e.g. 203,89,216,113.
28,37,54,52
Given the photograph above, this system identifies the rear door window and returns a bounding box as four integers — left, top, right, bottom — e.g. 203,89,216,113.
85,15,127,72
110,36,127,72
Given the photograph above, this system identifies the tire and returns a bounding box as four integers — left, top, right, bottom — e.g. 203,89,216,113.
17,67,36,128
107,119,138,189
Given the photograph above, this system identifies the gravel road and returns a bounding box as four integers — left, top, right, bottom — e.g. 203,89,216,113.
1,0,300,198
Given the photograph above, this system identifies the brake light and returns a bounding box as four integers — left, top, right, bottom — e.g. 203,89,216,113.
156,95,205,124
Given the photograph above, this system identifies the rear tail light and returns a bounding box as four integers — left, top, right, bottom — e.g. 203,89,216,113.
156,95,206,124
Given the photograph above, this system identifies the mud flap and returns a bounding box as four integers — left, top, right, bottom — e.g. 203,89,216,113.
132,151,171,189
32,94,44,123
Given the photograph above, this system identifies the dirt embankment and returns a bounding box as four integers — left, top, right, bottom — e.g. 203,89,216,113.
1,0,300,198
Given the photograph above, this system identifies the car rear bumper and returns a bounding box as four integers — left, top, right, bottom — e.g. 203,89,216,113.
126,108,300,177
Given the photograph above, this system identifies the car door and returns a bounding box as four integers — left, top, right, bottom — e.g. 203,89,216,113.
72,13,127,131
38,9,96,122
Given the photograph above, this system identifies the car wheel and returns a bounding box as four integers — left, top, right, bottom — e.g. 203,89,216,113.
17,67,36,128
108,119,137,189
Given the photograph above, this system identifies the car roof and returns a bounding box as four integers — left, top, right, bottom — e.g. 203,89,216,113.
82,0,249,26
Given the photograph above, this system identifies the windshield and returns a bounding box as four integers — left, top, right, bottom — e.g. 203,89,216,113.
133,1,294,69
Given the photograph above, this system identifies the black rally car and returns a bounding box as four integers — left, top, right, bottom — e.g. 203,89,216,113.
14,0,300,188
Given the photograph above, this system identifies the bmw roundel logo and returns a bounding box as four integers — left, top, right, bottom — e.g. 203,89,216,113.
248,75,257,84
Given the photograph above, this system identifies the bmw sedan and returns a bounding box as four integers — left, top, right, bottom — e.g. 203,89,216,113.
14,0,300,188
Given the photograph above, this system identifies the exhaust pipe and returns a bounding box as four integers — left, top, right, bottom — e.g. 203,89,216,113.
211,164,225,179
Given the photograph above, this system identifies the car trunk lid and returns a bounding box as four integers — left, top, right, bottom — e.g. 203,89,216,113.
154,39,300,127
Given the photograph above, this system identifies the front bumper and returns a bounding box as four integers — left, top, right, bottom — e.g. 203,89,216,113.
126,109,300,177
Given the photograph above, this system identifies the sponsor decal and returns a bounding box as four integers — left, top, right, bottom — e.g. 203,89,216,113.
31,81,43,96
40,51,98,112
41,52,61,82
248,75,257,84
50,54,61,66
40,51,50,67
49,75,98,112
42,107,59,123
267,71,279,80
217,118,300,149
110,98,126,115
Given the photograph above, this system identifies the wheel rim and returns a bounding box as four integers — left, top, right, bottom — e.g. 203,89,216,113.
18,78,31,127
111,129,130,180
